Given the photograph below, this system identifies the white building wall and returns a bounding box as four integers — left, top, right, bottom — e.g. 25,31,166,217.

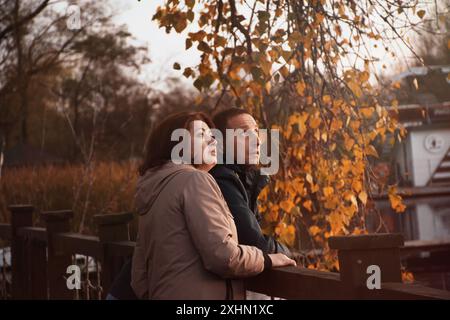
408,129,450,186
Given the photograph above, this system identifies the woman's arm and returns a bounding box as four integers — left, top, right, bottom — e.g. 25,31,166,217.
183,171,266,278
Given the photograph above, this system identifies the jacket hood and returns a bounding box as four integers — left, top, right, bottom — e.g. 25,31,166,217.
134,162,195,216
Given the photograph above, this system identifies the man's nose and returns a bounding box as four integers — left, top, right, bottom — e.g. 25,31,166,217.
250,131,260,146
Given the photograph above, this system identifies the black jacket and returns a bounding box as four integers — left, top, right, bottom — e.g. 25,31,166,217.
209,164,290,256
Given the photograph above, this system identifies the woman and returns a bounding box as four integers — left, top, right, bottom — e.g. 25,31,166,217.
131,111,295,300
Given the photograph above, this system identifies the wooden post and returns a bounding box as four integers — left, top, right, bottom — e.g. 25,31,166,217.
9,205,33,299
329,233,404,297
41,210,74,299
28,238,48,299
94,212,133,298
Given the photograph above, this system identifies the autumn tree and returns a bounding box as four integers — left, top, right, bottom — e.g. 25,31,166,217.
148,0,427,269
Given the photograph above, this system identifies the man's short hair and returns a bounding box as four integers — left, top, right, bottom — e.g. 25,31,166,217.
212,107,252,137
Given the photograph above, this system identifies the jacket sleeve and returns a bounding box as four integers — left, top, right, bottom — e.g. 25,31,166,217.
131,233,149,299
215,175,292,257
182,171,265,279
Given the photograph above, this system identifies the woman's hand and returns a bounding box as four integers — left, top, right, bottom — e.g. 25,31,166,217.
268,253,297,268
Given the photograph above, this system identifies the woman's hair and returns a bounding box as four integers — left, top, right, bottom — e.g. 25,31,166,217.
138,111,214,176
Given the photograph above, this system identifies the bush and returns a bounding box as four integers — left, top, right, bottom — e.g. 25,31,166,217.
0,161,138,235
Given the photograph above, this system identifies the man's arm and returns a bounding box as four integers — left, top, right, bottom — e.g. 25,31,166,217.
215,175,290,256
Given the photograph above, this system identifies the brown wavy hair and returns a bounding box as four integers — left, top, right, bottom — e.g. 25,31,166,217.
138,111,214,176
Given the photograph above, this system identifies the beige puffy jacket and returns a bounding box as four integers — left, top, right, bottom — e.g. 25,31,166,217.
131,162,265,300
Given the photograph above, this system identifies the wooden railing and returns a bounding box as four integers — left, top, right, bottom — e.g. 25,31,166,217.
0,204,450,300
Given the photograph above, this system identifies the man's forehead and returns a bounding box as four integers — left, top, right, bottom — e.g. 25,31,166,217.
227,113,258,129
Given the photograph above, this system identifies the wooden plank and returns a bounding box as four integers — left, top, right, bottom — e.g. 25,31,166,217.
364,282,450,300
54,233,101,257
402,239,450,254
245,267,450,300
245,266,354,300
329,233,404,250
17,227,47,243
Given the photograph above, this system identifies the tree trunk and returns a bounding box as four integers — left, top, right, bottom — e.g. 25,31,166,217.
14,0,29,145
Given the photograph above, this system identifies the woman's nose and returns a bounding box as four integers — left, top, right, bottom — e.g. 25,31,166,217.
208,136,217,146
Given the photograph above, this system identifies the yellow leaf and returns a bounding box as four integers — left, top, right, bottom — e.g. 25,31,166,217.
344,137,355,151
322,95,331,104
351,180,362,193
309,225,321,236
314,128,320,141
388,186,407,213
309,116,321,129
360,107,374,118
276,223,296,246
360,71,370,82
330,119,343,131
295,81,306,95
366,145,379,158
303,200,313,211
186,0,195,9
358,191,368,205
417,10,426,19
328,211,344,235
280,199,295,213
323,186,334,197
402,270,414,283
316,13,325,24
344,191,358,207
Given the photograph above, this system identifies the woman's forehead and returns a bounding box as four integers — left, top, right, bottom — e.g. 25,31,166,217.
190,120,210,130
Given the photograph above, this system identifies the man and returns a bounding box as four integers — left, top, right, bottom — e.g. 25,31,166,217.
210,107,290,256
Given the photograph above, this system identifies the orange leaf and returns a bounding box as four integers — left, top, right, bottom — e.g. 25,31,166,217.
303,200,313,211
295,81,306,95
358,191,368,205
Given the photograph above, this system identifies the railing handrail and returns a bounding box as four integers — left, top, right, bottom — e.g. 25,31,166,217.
1,206,450,300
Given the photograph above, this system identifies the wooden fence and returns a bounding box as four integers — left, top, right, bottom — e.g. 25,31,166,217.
0,204,449,300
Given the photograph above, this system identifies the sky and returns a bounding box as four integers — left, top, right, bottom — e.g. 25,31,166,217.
114,0,200,91
111,0,439,90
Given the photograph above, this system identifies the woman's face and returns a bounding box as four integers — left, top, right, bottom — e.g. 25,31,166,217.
189,120,217,171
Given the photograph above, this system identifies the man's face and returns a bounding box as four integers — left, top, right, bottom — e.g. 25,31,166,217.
227,113,260,165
